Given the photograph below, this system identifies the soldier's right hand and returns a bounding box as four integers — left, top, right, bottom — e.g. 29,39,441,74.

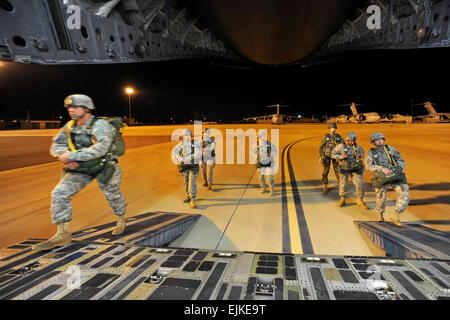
318,157,323,164
340,154,348,159
381,168,393,175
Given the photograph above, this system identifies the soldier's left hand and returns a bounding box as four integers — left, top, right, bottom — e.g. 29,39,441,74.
66,161,79,170
58,150,71,164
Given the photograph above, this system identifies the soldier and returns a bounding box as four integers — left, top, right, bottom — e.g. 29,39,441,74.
32,94,127,251
172,129,202,209
331,132,368,209
252,130,277,196
365,132,410,226
318,123,344,195
201,128,216,191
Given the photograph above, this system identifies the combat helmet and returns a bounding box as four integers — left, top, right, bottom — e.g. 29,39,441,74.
328,123,337,129
64,94,95,110
346,132,357,141
370,132,386,143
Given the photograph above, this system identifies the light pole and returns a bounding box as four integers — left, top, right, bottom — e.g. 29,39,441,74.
125,87,134,125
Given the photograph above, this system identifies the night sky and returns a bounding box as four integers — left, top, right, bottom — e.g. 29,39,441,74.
0,47,449,124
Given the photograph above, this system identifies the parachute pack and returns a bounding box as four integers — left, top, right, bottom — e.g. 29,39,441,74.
64,116,126,184
91,116,126,157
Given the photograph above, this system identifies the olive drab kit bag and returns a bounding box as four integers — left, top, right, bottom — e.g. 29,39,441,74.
338,144,364,172
64,116,125,184
370,145,407,189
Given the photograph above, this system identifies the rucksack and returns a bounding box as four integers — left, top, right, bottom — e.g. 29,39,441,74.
90,116,126,157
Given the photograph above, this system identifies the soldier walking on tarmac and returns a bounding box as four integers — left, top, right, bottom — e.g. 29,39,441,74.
365,132,410,226
318,123,344,195
32,94,127,251
201,128,216,191
172,129,202,209
252,130,277,196
331,132,368,209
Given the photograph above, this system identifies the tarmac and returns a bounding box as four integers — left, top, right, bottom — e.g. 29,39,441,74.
0,123,449,257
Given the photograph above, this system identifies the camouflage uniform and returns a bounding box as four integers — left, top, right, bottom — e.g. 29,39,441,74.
318,133,343,184
252,139,277,192
331,142,365,198
50,116,127,224
365,145,410,215
201,136,216,187
172,139,202,199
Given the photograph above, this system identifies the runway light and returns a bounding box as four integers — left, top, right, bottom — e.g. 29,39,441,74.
125,87,134,94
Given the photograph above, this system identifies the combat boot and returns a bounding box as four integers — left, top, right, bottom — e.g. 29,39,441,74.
378,212,385,222
337,197,346,207
260,187,267,194
390,211,403,227
322,184,328,195
356,197,369,210
207,185,212,191
112,215,126,236
32,222,72,251
269,188,275,196
183,195,191,203
189,198,197,209
203,182,208,187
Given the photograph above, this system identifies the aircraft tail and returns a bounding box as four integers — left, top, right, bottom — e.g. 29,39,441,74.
350,103,358,115
424,102,438,116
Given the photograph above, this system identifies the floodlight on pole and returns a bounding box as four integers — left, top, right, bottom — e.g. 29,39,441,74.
125,87,134,125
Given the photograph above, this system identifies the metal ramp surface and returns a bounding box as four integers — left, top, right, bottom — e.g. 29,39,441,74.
71,211,200,247
0,242,449,300
355,221,450,260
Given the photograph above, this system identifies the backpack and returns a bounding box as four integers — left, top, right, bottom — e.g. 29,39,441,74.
90,116,126,157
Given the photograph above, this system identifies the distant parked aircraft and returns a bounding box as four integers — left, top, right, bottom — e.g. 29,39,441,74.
414,102,450,122
327,102,381,123
244,104,294,124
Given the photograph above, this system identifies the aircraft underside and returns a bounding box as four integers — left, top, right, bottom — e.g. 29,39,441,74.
0,0,449,66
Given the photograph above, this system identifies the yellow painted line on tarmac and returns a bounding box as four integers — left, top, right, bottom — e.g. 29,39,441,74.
283,143,303,254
